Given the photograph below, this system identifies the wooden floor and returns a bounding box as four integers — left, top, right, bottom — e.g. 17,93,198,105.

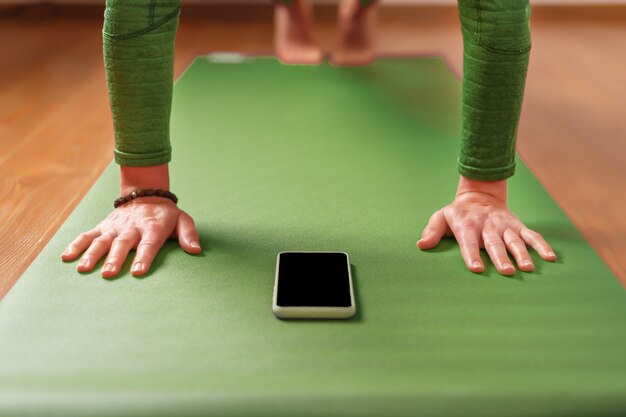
1,5,625,299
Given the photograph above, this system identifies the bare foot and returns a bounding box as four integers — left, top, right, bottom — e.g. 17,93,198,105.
331,0,378,66
274,0,323,65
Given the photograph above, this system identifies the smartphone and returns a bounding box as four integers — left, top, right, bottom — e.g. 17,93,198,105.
272,251,356,319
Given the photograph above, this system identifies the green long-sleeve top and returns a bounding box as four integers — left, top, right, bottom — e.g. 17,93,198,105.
103,0,531,181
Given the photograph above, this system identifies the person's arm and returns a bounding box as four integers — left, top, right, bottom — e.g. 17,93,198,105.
103,0,180,167
456,0,532,180
418,0,557,275
62,0,201,278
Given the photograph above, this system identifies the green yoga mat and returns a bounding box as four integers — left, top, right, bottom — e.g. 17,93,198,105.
1,56,625,417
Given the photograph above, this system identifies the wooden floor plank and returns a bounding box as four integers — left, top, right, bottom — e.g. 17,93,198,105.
516,15,626,280
0,31,103,160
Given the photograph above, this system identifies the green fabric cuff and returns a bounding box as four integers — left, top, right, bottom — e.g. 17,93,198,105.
457,158,516,181
114,148,172,167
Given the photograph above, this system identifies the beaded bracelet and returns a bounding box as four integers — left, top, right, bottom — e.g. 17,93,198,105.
114,189,178,208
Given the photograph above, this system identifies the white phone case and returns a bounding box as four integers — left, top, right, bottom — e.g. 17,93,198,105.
272,251,356,319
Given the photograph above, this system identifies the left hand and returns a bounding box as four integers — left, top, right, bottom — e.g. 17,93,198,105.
417,176,557,275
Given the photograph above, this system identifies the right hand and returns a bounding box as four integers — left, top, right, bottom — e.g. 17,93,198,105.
61,197,201,278
61,163,200,278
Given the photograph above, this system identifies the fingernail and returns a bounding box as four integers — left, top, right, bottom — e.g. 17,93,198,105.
548,251,556,257
472,261,481,269
76,258,90,270
132,262,143,273
103,263,115,273
523,261,533,267
502,262,513,269
62,249,70,257
190,241,200,249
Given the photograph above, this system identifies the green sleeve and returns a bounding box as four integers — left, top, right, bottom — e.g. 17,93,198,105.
457,0,532,181
103,0,180,167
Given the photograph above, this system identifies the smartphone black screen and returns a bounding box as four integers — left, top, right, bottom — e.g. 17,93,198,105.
277,252,352,307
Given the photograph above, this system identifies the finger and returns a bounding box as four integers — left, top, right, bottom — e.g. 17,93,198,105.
62,229,101,261
77,232,117,272
482,230,515,275
176,211,201,254
520,227,557,261
503,229,534,272
131,231,166,276
101,231,140,278
455,229,484,273
417,210,450,250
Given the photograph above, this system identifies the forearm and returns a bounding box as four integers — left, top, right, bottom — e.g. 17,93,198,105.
457,0,532,181
103,0,180,167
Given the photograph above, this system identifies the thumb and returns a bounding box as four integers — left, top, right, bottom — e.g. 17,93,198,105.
417,209,449,250
176,211,202,254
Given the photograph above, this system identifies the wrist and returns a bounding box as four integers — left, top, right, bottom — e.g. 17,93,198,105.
456,175,507,202
120,164,170,195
